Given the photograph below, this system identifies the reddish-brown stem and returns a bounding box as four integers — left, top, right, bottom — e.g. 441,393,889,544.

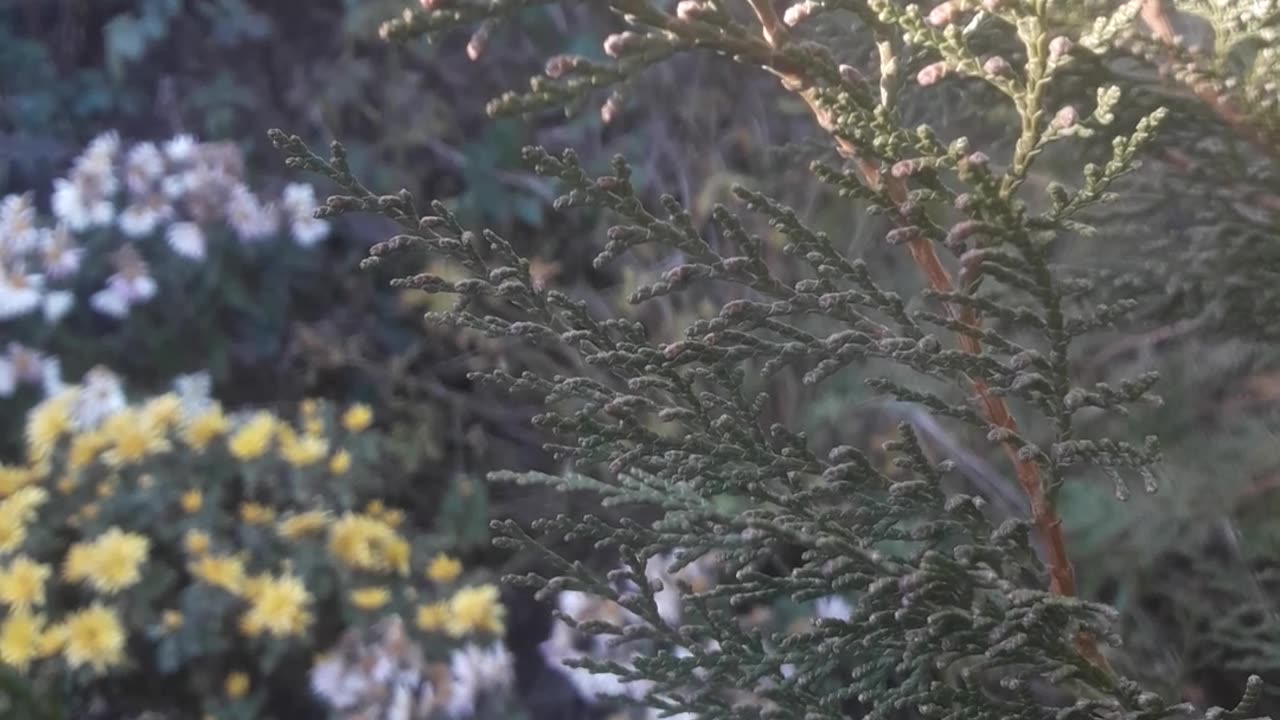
790,82,1107,668
706,3,1107,669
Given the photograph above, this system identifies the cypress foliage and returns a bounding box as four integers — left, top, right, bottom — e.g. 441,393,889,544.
273,1,1274,717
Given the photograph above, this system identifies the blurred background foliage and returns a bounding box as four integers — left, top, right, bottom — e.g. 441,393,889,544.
2,0,1280,718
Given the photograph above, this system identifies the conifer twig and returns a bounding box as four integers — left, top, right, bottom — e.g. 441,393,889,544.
1139,0,1278,158
731,3,1105,670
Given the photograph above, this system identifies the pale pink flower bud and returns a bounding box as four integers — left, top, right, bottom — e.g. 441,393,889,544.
983,56,1011,76
466,26,490,61
916,61,948,87
927,2,957,27
965,151,990,168
1053,106,1079,129
545,55,576,79
601,96,622,125
603,32,638,59
1048,36,1074,62
784,1,817,26
676,0,714,21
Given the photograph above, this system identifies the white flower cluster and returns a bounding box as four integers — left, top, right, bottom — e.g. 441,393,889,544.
539,552,716,720
0,131,329,327
310,617,515,720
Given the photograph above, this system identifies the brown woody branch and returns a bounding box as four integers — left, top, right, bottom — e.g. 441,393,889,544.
728,0,1106,669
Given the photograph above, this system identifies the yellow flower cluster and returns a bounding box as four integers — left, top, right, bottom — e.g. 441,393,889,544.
187,548,313,639
327,512,410,576
0,601,127,673
0,379,460,691
0,487,47,554
227,411,278,461
63,528,151,594
240,572,313,638
414,583,505,638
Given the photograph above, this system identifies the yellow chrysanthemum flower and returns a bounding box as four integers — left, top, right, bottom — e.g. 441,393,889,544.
227,412,278,460
0,487,47,555
0,610,44,671
140,393,183,429
382,509,405,528
182,404,228,451
62,603,126,672
37,621,65,658
350,586,391,611
0,517,24,556
62,544,93,584
25,390,76,463
304,417,325,437
2,487,46,520
279,427,328,467
327,513,410,576
426,553,463,584
0,555,51,609
180,490,203,514
225,671,251,699
67,431,110,471
239,502,275,526
328,449,352,475
0,464,36,498
445,584,505,637
183,529,212,556
276,511,330,540
238,572,312,638
101,409,172,466
341,404,373,433
190,553,246,594
415,602,450,633
70,528,150,594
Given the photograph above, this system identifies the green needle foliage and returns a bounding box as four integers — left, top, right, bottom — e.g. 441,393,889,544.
273,1,1269,718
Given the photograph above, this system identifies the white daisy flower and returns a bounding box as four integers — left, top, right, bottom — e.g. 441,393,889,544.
281,182,318,218
445,643,514,718
160,173,188,199
6,343,46,385
72,366,126,430
165,222,206,260
0,268,43,319
124,141,166,195
89,282,131,318
39,225,83,278
40,355,62,397
173,372,213,416
118,198,172,238
164,134,197,163
83,131,121,163
0,193,39,255
51,175,116,232
290,217,329,247
108,270,158,304
813,594,852,621
226,184,279,242
42,290,74,323
0,357,14,397
309,653,370,710
51,177,92,231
